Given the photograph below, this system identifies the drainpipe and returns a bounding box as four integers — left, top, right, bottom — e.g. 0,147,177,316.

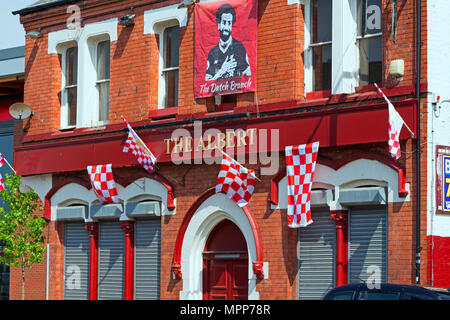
415,0,421,285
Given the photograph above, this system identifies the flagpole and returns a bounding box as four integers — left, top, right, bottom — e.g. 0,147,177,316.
3,158,16,175
217,148,262,182
374,83,415,138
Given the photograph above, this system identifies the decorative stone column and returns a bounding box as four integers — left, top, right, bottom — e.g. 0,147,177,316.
120,220,135,300
330,210,348,287
85,222,99,300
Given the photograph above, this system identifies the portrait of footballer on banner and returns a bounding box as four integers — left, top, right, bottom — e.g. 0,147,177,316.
194,0,257,98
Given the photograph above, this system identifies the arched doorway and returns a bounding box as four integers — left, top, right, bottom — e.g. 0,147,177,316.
202,220,248,300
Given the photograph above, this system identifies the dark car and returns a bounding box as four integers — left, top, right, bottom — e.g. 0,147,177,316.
323,283,450,300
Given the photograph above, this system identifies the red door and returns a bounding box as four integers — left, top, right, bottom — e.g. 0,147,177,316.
203,220,248,300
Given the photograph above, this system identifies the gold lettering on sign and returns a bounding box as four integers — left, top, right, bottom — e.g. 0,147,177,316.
165,128,258,155
164,139,172,154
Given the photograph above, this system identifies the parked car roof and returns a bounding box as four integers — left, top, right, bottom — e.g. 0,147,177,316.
323,283,450,300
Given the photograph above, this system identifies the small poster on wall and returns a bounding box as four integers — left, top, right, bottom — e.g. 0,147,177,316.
194,0,257,98
435,145,450,214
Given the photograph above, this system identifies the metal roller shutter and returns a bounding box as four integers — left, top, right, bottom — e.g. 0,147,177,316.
64,223,90,300
98,222,124,300
135,219,161,300
349,208,387,284
298,211,336,300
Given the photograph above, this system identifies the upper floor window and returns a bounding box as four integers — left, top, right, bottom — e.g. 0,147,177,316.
160,24,180,108
96,40,110,123
305,0,383,95
357,0,382,86
62,46,78,128
310,0,332,92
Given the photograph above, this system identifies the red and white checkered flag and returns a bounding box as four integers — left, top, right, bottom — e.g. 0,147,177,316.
87,164,120,204
0,174,4,192
216,151,256,207
374,83,409,161
122,117,157,174
285,142,320,228
0,153,6,167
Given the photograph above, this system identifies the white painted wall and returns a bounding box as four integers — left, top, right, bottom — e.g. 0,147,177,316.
426,1,450,237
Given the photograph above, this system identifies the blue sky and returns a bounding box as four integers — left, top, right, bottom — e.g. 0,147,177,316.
0,1,40,50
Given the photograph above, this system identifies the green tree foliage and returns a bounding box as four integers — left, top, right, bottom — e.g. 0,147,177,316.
0,173,46,300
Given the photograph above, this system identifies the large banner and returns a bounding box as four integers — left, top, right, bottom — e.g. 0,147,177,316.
194,0,257,98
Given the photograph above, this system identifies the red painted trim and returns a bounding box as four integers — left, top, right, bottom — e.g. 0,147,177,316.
148,107,178,120
427,235,450,288
172,188,264,279
18,83,423,146
305,90,332,100
43,177,92,221
304,83,427,103
14,99,417,176
270,152,409,205
85,222,99,300
330,210,348,287
121,220,135,300
269,169,286,205
44,197,51,221
44,172,176,218
0,99,21,121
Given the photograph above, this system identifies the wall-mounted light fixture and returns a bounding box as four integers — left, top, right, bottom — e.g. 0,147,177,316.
177,0,196,9
25,27,42,39
119,7,135,26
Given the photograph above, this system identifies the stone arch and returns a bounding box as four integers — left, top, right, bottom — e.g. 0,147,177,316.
173,189,264,300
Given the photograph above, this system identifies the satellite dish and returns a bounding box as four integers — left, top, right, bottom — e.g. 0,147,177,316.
9,103,33,120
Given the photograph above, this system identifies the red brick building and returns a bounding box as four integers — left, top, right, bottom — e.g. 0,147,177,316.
10,0,431,300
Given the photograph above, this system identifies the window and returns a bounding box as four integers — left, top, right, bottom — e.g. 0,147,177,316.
96,40,110,123
358,290,400,300
309,0,332,91
62,46,78,128
327,291,355,300
305,0,383,94
357,0,382,86
161,25,179,108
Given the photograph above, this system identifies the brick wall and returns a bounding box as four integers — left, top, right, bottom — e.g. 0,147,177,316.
9,199,47,300
37,139,426,300
14,0,430,299
18,0,426,136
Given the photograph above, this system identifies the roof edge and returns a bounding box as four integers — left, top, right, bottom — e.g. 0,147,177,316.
12,0,81,16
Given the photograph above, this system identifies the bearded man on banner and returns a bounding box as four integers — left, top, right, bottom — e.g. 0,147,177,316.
205,3,251,81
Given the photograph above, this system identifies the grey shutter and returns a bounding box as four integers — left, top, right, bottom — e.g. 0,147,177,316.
298,210,336,300
64,223,90,300
349,208,387,284
135,219,161,300
98,222,124,300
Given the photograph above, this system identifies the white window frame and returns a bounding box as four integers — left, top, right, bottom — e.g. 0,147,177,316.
356,0,383,86
143,4,187,110
304,0,361,95
60,42,78,130
49,18,117,129
158,22,180,109
87,35,111,126
304,0,333,94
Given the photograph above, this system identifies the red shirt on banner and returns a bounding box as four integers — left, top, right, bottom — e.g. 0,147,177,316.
194,0,257,98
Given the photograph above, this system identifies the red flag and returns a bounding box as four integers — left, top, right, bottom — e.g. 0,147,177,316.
374,83,408,161
122,117,157,173
285,142,320,228
0,153,5,167
87,164,120,204
215,151,256,207
194,0,257,98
